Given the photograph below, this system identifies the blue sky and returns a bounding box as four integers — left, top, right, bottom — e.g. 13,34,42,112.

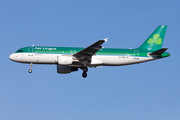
0,0,180,120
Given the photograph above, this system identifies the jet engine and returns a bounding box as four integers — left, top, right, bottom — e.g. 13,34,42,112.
57,65,78,74
58,56,73,65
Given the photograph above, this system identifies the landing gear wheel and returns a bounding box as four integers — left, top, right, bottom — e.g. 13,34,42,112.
28,63,33,73
28,69,32,73
83,67,88,72
82,72,87,78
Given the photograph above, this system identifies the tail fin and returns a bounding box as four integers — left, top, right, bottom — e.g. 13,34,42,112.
138,25,167,51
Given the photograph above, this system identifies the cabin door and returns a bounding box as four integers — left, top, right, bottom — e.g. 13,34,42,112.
134,50,139,59
28,47,33,56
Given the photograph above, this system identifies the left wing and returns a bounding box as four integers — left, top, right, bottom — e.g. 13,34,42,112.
73,38,108,60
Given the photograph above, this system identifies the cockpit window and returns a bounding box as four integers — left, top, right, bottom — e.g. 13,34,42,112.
17,50,23,52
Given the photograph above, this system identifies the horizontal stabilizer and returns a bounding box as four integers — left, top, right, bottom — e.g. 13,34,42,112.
149,48,168,56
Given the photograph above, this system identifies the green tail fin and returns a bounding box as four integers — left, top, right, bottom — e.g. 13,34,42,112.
138,25,167,51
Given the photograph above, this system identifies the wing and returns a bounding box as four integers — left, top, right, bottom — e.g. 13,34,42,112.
73,38,108,60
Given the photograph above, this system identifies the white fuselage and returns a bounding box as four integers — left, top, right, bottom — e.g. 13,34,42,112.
9,53,154,67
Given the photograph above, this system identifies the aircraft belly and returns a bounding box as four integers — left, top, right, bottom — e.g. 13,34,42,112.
93,56,153,66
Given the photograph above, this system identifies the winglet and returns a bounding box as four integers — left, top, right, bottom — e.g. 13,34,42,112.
103,37,108,42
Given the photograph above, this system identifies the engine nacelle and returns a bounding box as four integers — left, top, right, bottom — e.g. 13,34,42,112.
58,56,73,65
57,65,78,74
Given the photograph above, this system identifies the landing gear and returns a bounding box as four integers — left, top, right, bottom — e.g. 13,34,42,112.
81,67,88,78
28,63,33,73
28,69,32,73
82,72,87,78
82,67,88,72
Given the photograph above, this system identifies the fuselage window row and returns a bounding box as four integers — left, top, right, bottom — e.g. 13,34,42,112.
33,51,130,56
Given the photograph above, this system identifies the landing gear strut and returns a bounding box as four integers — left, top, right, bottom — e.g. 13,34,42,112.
81,67,88,78
82,67,88,72
28,63,33,73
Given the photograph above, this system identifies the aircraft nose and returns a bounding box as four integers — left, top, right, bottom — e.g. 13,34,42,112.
9,54,14,61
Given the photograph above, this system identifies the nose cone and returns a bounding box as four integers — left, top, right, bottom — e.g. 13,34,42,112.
9,54,15,61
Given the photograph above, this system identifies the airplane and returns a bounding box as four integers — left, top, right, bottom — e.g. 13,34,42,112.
9,25,170,78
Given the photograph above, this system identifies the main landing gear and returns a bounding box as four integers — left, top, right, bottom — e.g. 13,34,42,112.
28,63,33,73
81,67,88,78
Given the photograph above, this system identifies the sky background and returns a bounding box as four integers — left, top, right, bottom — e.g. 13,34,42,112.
0,0,180,120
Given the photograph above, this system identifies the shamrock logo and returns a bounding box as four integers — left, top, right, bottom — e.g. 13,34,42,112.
147,34,162,46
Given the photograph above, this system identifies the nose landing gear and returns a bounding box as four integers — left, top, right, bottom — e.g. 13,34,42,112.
81,67,88,78
82,67,88,72
28,63,33,73
82,72,87,78
28,69,32,73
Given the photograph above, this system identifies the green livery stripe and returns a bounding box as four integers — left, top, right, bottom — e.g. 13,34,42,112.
15,46,150,57
15,46,169,58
